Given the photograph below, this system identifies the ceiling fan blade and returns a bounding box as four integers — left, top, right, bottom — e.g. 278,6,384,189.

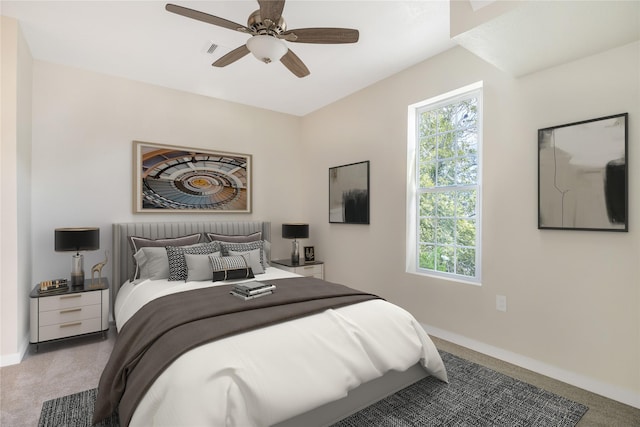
279,28,359,44
280,49,310,78
258,0,285,25
212,45,250,67
166,3,249,33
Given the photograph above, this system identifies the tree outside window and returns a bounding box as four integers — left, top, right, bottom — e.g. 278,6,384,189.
409,85,482,284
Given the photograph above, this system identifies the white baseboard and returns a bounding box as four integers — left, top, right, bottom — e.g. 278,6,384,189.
0,334,29,367
422,323,640,410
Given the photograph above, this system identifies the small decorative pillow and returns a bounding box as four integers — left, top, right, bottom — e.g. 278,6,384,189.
220,241,266,269
209,255,255,282
185,252,221,282
166,242,222,281
206,231,262,244
228,248,264,275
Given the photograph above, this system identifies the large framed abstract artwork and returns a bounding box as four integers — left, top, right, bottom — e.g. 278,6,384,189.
538,113,627,231
329,161,370,224
133,141,251,213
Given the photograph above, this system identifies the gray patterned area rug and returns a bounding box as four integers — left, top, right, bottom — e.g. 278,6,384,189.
38,352,588,427
332,352,588,426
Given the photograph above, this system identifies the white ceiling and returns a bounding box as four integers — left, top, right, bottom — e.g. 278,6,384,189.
1,0,456,116
454,0,640,77
2,1,638,116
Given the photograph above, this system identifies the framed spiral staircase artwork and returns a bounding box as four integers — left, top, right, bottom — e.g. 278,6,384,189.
133,141,252,213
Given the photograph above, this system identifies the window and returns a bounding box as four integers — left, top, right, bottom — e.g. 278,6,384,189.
406,82,482,284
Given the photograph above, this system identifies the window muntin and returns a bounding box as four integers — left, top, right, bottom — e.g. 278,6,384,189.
408,84,482,284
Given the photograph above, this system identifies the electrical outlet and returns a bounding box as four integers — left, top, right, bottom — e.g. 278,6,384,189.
496,295,507,312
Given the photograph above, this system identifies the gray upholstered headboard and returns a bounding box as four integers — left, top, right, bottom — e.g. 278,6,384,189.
112,221,271,302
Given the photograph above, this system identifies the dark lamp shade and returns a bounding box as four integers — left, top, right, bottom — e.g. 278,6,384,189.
282,223,309,239
55,227,100,252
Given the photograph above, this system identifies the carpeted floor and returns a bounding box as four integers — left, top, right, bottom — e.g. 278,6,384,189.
38,351,588,427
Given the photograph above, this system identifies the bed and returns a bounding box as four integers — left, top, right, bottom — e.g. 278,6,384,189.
96,221,447,427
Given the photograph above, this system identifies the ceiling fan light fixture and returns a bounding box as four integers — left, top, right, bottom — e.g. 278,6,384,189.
247,35,287,64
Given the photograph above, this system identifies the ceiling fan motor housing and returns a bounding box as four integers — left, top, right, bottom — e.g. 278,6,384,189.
248,10,287,36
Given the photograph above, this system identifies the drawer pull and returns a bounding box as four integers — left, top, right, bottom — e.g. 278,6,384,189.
60,308,82,314
60,294,82,300
60,322,82,328
303,266,314,269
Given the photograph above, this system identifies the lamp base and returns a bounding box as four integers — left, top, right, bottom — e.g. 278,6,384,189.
71,273,84,287
71,254,85,287
291,240,300,265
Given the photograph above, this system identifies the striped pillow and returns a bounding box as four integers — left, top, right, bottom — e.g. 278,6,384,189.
209,255,255,282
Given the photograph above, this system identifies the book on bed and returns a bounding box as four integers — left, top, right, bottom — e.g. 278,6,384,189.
231,281,276,299
230,289,274,300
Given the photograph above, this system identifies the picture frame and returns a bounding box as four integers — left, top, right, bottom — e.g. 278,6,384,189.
304,246,315,262
133,141,252,213
329,160,370,224
538,113,627,231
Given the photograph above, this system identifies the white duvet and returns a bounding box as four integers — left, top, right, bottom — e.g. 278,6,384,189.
115,268,447,427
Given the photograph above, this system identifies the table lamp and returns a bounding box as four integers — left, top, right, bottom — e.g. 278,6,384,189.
55,227,100,286
282,223,309,265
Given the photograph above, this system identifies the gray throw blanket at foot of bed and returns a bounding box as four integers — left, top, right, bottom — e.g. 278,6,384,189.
93,277,381,426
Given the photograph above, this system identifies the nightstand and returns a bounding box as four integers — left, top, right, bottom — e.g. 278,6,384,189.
29,278,109,349
271,259,324,279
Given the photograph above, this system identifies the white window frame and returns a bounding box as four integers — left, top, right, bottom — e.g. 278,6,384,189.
406,82,483,285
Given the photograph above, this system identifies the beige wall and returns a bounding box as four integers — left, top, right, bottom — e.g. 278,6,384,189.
1,16,32,366
301,43,639,406
29,61,305,285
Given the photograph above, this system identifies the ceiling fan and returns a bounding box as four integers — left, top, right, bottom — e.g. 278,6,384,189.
165,1,359,78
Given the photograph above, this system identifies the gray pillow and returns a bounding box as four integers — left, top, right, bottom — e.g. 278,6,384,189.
205,232,262,243
185,252,221,281
228,248,264,275
128,233,201,253
128,233,202,280
220,241,266,269
166,242,222,281
133,247,170,281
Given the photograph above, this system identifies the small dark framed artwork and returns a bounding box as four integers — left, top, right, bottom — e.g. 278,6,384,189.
329,161,370,224
538,113,628,231
304,246,315,262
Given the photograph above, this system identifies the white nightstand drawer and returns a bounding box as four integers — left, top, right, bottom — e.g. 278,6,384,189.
39,303,102,326
38,317,102,342
271,260,324,280
38,291,101,312
296,264,323,278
